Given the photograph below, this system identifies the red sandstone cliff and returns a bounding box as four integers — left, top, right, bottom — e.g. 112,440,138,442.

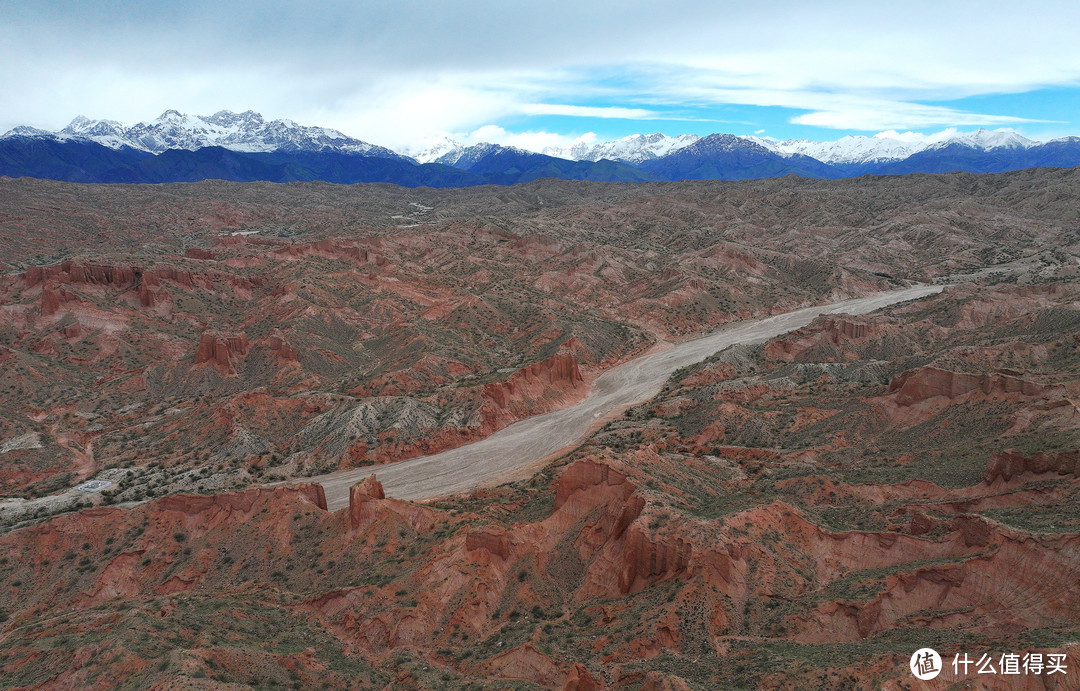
479,348,586,434
765,315,877,363
889,366,1051,405
984,448,1080,484
194,332,251,376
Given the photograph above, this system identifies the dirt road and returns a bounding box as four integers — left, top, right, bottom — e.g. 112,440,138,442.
310,285,943,509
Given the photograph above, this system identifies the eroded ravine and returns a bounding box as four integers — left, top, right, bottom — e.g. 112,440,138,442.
310,284,944,508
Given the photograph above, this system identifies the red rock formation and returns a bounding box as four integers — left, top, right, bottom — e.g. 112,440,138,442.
825,316,872,340
482,350,584,411
765,315,876,362
272,239,384,266
183,248,216,260
620,528,692,594
35,285,84,321
21,260,258,306
554,461,634,511
465,529,511,561
60,261,139,287
551,458,696,599
194,331,250,376
908,511,937,536
791,527,1080,643
563,663,603,691
264,332,300,364
679,361,737,388
157,484,328,516
319,347,598,468
984,448,1080,484
142,266,195,289
40,286,61,316
951,514,994,547
23,263,66,287
351,474,385,502
889,366,1048,406
482,644,562,686
345,475,435,533
133,282,176,311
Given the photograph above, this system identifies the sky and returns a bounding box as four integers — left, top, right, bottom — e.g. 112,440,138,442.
2,0,1079,153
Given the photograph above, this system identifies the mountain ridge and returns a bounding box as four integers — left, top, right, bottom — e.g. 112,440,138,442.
4,110,1080,186
10,109,412,161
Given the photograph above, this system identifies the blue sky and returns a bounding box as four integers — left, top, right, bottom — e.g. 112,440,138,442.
1,0,1078,152
496,88,1076,148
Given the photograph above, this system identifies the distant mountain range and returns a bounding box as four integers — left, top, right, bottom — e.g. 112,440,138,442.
3,110,1079,186
6,110,410,160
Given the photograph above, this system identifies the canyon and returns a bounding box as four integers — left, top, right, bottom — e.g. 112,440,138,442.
0,170,1077,688
311,285,943,508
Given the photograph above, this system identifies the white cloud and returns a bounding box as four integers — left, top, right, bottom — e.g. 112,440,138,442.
463,125,594,153
291,79,526,151
518,104,657,119
635,78,1050,132
2,1,1079,139
791,106,1037,131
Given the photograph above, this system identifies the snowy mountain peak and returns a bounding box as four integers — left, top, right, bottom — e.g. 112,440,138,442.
544,132,701,163
404,135,464,164
434,142,528,170
933,128,1036,151
1,112,1061,176
4,125,51,138
64,115,93,129
202,109,265,128
61,115,124,136
745,134,926,164
3,110,412,161
740,128,1040,165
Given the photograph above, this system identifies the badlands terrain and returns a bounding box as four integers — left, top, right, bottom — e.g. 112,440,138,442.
0,169,1077,688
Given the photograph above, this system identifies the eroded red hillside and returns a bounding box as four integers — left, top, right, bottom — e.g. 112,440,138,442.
2,173,1080,688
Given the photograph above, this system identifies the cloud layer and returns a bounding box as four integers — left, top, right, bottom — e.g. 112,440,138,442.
3,0,1078,148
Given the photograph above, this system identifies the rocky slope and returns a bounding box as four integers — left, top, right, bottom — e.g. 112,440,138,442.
0,172,1078,688
5,173,983,520
5,169,1078,281
0,280,1076,688
2,170,1077,517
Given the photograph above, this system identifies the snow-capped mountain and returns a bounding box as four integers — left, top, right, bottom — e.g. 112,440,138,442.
411,132,701,166
402,135,465,164
928,128,1036,152
4,110,1044,169
635,133,838,181
3,110,1078,187
408,139,552,168
539,138,597,162
545,133,701,164
434,143,529,170
6,110,411,160
742,128,1040,165
745,134,926,164
413,128,1039,167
